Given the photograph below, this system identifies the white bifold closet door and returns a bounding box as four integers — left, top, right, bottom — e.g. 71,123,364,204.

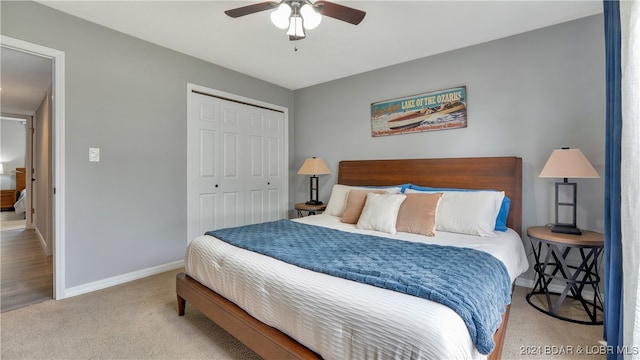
188,91,286,241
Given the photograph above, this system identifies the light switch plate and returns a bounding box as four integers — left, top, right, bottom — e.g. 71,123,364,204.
89,148,100,162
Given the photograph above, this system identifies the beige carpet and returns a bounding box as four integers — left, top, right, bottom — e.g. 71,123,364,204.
502,286,605,359
0,269,605,360
0,269,260,360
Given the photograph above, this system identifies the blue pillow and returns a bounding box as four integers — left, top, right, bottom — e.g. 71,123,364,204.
494,197,510,231
398,183,412,193
408,184,511,232
364,183,412,193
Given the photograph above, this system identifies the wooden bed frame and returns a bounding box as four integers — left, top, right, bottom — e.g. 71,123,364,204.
16,167,26,192
177,156,523,359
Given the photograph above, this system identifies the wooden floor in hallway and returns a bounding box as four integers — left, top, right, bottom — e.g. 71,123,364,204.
1,226,53,313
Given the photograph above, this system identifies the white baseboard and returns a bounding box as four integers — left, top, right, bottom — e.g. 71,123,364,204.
34,227,50,255
515,277,535,289
64,260,184,298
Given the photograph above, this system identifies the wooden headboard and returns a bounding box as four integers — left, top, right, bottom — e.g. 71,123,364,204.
16,167,26,192
337,157,523,235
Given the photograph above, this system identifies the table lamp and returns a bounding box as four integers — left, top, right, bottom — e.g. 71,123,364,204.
539,148,599,235
297,157,330,205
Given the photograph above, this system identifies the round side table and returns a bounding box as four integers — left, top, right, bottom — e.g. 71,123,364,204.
526,225,604,325
295,203,327,217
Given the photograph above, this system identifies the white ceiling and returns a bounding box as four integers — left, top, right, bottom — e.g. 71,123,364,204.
1,1,602,115
35,0,602,90
0,47,53,115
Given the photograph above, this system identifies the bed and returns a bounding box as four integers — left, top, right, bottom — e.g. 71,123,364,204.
177,156,527,359
13,189,27,215
13,168,27,216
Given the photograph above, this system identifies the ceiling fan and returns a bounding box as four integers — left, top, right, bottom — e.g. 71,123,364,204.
225,1,366,41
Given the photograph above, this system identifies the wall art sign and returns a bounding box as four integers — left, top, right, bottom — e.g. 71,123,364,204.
370,86,467,137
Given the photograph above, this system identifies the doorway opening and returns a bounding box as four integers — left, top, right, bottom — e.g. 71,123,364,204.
1,35,66,302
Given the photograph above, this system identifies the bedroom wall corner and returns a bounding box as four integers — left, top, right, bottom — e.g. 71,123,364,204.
1,1,295,291
292,14,606,282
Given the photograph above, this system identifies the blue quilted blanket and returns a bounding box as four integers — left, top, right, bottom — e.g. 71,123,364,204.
206,219,511,355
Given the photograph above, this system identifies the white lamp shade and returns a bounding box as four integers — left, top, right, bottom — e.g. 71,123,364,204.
0,163,4,175
539,148,600,179
300,4,321,30
270,3,291,29
298,157,330,175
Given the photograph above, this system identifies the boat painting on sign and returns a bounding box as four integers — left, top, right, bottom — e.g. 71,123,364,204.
371,86,467,137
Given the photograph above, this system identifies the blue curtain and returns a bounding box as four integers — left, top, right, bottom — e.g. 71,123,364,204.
603,1,623,359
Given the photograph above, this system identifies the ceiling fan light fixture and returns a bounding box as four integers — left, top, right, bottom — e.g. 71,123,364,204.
286,15,305,39
300,4,321,30
226,0,365,41
270,3,292,29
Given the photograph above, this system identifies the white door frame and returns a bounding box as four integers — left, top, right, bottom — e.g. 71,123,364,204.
186,83,289,243
26,115,34,229
1,35,66,299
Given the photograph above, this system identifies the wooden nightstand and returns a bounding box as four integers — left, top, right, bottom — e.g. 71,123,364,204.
526,225,604,325
1,190,17,210
295,203,326,217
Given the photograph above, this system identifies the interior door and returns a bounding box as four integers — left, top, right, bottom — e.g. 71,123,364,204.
188,93,244,239
245,109,285,224
26,115,34,229
187,87,288,242
218,99,245,228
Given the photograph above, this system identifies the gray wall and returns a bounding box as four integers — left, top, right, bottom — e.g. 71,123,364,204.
1,1,295,288
0,118,26,190
293,15,606,277
2,1,605,290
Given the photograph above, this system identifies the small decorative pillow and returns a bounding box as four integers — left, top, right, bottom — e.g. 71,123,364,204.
356,193,407,234
341,189,387,224
396,192,443,236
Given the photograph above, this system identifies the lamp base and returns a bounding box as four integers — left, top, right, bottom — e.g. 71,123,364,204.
551,224,582,235
305,200,323,205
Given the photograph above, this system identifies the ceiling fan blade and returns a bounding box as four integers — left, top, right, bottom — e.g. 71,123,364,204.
225,1,279,18
314,1,366,25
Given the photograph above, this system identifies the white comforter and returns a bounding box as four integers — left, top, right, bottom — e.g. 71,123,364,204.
13,189,26,215
185,215,529,360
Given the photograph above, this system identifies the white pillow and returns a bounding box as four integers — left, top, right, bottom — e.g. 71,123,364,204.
405,189,504,237
324,184,352,216
324,184,402,217
356,193,407,234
